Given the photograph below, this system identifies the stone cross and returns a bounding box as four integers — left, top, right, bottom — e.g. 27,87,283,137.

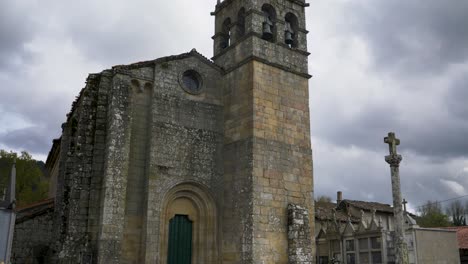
403,199,408,212
384,132,408,264
385,132,402,167
384,132,400,155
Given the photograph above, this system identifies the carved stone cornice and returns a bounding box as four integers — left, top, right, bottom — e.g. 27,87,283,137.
385,154,402,167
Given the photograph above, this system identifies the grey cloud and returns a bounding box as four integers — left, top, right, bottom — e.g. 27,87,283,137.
0,2,36,71
0,126,54,154
312,144,393,205
404,121,468,161
345,0,468,76
446,75,468,119
309,0,468,208
316,99,468,160
315,103,401,154
60,2,214,66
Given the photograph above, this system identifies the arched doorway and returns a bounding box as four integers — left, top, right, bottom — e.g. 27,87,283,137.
160,183,218,264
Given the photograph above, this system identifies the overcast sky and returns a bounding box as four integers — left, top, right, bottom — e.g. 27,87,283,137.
1,0,467,213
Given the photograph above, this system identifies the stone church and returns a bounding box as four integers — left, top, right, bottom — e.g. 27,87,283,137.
11,0,314,263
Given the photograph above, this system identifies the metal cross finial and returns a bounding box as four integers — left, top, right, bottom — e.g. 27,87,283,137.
402,199,407,212
384,132,400,155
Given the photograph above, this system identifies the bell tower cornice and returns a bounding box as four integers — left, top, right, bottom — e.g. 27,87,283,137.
212,0,310,15
211,0,310,77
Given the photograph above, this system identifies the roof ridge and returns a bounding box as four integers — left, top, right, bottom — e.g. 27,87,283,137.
112,49,223,72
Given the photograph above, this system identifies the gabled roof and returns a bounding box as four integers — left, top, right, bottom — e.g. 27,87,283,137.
112,49,223,72
65,49,223,122
339,199,393,213
343,219,356,235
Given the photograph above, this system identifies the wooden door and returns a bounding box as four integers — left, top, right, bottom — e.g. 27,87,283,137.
167,215,192,264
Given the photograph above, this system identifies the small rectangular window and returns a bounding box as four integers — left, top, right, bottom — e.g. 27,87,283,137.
359,252,370,264
371,237,381,249
345,239,355,251
346,253,356,264
359,238,368,250
371,252,382,264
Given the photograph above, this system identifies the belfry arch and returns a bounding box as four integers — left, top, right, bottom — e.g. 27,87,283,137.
159,183,218,264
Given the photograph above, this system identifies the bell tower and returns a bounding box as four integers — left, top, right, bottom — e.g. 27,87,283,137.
213,0,314,263
212,0,309,77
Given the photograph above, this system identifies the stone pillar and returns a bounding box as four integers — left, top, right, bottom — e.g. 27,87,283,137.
384,132,409,264
0,160,16,264
287,204,313,264
97,75,133,264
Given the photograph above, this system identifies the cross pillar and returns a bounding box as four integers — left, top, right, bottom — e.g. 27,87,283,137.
384,132,409,264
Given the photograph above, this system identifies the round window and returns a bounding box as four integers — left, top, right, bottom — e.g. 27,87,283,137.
180,70,203,94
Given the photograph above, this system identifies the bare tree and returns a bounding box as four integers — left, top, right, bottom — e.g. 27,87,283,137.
446,200,466,226
315,195,332,203
419,200,443,216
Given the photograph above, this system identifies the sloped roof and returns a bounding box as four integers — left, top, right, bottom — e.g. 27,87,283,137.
112,49,223,72
341,199,393,213
315,202,359,222
439,226,468,249
15,198,54,224
45,137,61,170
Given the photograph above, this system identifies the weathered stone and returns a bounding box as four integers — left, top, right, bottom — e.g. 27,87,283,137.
12,0,315,263
384,132,409,264
288,204,313,264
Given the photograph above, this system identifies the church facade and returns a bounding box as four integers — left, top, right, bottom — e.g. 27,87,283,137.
12,0,315,263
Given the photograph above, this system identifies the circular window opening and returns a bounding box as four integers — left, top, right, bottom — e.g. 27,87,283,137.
181,70,203,94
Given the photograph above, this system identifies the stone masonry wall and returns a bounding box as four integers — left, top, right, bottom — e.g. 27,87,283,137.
144,56,223,263
222,62,255,264
87,71,111,261
220,58,314,264
52,71,111,263
53,72,109,264
94,54,223,263
12,207,54,264
121,79,153,263
97,72,133,264
250,61,314,263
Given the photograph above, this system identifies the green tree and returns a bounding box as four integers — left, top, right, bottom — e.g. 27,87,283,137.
446,200,466,226
416,200,452,228
0,150,49,207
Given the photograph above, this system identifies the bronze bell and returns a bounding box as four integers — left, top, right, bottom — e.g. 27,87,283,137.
263,22,273,40
285,31,294,45
285,22,294,45
262,15,274,40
